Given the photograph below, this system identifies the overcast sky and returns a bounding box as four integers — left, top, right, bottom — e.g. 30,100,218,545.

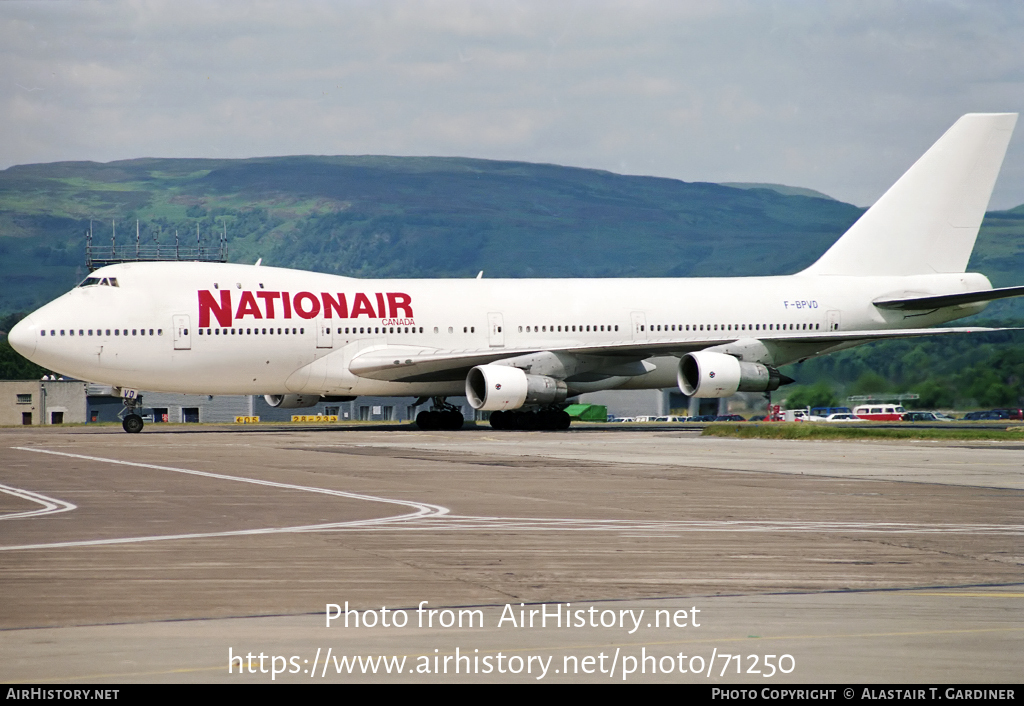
3,0,1023,208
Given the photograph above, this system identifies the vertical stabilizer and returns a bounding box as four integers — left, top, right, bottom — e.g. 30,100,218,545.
803,113,1017,276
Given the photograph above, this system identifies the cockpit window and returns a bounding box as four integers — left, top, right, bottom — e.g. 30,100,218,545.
77,276,120,288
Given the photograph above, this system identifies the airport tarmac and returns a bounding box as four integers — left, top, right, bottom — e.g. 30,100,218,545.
1,424,1021,683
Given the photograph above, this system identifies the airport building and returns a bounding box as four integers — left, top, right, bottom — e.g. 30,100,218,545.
1,380,472,425
251,395,472,423
0,380,89,426
85,386,253,424
2,379,738,425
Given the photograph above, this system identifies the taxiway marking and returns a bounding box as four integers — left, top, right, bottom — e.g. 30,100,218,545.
0,482,77,520
2,447,449,552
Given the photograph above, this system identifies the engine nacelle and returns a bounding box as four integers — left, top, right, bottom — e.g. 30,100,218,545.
465,364,568,411
264,394,323,409
678,351,786,398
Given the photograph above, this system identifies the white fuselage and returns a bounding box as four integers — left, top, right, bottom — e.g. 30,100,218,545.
9,261,989,398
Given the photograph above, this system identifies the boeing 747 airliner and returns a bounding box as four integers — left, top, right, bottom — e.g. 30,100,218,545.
8,113,1022,432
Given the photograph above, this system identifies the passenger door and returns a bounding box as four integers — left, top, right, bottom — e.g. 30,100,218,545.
488,312,505,347
172,315,191,350
316,319,334,349
827,310,841,331
631,312,647,340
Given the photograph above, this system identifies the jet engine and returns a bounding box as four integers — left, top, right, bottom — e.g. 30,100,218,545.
465,364,567,411
264,394,324,409
678,351,790,398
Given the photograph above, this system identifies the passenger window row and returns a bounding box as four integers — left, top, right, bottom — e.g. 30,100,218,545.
519,325,620,333
200,327,303,335
333,326,425,334
42,328,161,337
646,323,821,332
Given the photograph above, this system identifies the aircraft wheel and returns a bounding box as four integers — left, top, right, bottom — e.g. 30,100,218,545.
444,411,464,430
489,411,506,429
517,412,539,431
416,410,435,430
122,414,144,434
558,410,572,430
537,410,557,430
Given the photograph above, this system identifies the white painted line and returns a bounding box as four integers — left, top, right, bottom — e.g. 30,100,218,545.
312,516,1024,535
2,447,449,552
0,483,77,521
12,447,448,518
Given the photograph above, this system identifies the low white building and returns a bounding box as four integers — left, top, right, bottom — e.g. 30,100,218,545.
0,380,88,425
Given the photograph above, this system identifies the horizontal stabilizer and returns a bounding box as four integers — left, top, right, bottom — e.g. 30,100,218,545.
874,285,1024,310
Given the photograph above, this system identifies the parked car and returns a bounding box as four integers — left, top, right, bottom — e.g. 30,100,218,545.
962,409,1021,421
825,413,866,422
714,414,746,422
901,411,954,422
811,406,853,418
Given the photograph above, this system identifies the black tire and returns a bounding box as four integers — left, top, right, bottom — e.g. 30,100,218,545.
557,410,572,430
540,410,569,431
416,410,435,430
444,411,464,430
122,414,144,434
516,412,539,430
489,410,506,429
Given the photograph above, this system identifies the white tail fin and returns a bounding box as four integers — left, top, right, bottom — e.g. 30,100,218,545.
803,113,1017,276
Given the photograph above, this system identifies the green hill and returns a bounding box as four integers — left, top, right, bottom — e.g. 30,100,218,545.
719,182,837,201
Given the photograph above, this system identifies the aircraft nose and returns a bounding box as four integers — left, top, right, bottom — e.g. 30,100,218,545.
7,315,37,358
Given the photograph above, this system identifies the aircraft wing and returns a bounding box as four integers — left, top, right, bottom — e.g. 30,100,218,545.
349,325,1011,382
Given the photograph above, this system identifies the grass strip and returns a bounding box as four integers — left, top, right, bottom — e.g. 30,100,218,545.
701,424,1024,441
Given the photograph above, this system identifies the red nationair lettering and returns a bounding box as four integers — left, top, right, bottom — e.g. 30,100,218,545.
198,290,414,325
350,293,376,318
387,292,413,318
256,291,281,318
198,290,232,327
235,291,263,320
321,293,348,318
293,291,321,319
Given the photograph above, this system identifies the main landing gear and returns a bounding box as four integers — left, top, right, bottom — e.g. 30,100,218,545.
415,397,464,431
489,409,571,431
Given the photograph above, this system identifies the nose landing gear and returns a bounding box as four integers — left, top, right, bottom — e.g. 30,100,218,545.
118,388,145,433
122,414,144,434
